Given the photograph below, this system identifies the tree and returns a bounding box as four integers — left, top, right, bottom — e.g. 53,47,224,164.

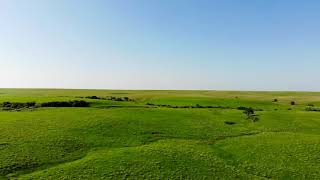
243,107,259,122
243,107,254,118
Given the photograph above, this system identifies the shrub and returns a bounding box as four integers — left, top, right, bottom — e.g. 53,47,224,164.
237,106,248,110
224,121,236,125
307,104,314,107
273,99,278,102
291,101,295,105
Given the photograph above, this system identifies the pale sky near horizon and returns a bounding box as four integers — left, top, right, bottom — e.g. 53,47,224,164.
1,0,320,91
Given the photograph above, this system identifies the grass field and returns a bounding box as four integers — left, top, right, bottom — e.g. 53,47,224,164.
0,89,320,179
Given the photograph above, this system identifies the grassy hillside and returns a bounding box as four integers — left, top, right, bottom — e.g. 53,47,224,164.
0,89,319,179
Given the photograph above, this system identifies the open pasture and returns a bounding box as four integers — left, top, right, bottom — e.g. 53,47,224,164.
0,89,319,179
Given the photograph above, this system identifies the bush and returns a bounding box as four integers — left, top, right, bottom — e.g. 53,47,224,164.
291,101,295,105
224,121,236,125
307,104,314,107
237,106,248,110
273,99,278,102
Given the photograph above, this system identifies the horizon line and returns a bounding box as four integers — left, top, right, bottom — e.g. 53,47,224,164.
0,87,319,93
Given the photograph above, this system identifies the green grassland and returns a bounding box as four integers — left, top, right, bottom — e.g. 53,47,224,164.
0,89,320,179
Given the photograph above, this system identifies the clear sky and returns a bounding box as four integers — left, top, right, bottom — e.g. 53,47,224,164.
1,0,320,91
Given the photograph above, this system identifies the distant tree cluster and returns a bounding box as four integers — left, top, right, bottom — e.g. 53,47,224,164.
84,96,133,102
41,100,89,107
1,102,36,110
107,96,131,102
145,103,230,109
237,106,248,110
1,100,90,110
237,106,263,111
85,96,100,99
305,105,320,112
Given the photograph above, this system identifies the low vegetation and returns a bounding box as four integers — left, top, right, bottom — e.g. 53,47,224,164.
305,106,320,112
0,89,319,179
146,103,232,109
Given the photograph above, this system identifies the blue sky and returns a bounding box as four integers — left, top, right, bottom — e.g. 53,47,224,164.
1,0,320,91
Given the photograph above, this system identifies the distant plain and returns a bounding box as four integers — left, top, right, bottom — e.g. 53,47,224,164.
0,89,319,179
